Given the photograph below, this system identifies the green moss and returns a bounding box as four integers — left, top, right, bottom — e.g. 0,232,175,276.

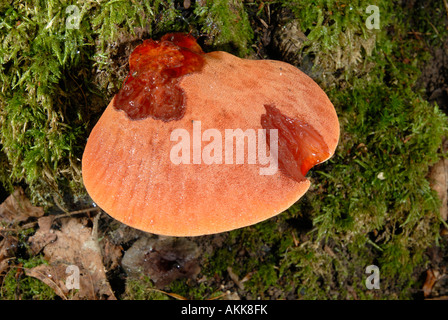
1,255,57,300
200,219,295,299
194,0,254,57
202,240,236,278
122,277,171,300
122,276,225,300
282,0,392,85
169,279,225,300
0,0,92,205
0,226,56,300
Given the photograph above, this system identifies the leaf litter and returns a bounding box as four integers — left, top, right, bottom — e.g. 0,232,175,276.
1,187,208,299
27,213,116,300
0,187,123,299
0,187,44,225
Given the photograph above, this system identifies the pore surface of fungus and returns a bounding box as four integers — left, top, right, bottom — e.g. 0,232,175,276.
82,33,339,236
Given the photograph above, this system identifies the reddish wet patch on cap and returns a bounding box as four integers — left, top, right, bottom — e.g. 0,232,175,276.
113,33,205,121
261,104,331,182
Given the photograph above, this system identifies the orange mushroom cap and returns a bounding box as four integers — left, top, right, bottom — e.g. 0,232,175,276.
82,33,339,236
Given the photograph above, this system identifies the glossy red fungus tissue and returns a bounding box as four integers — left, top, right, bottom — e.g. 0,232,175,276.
113,33,205,121
82,33,340,236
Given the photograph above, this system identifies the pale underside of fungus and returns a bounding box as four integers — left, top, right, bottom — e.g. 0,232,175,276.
82,33,339,236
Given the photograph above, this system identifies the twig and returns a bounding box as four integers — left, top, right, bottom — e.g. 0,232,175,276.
426,295,448,300
83,211,102,300
53,207,102,220
147,287,187,300
426,19,439,36
407,31,432,36
1,207,102,233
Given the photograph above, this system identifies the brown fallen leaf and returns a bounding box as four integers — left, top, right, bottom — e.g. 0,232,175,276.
29,216,56,254
0,188,44,225
0,235,18,262
0,234,18,284
426,295,448,300
101,237,122,271
25,264,71,299
27,215,116,300
227,267,245,290
423,269,440,298
428,158,447,221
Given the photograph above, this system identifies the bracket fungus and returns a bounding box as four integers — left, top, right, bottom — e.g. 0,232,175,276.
82,33,339,237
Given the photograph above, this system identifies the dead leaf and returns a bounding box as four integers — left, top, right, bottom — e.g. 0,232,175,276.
0,188,44,225
426,295,448,300
324,245,336,258
29,216,56,254
101,237,122,271
423,269,440,298
27,215,116,300
0,235,18,283
25,264,70,299
0,235,18,261
227,267,245,290
429,158,448,221
223,291,241,300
